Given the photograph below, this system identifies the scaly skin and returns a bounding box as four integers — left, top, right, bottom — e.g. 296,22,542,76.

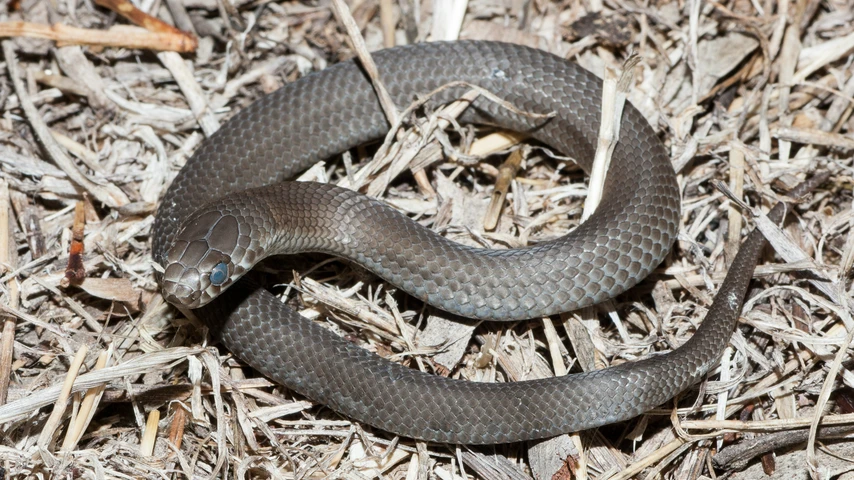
153,40,818,444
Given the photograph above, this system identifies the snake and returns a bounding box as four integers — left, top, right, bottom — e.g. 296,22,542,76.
152,41,815,444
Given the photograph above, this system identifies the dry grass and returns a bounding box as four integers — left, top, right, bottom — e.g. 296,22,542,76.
1,0,853,479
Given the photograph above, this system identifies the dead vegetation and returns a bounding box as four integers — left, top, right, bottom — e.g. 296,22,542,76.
0,0,853,479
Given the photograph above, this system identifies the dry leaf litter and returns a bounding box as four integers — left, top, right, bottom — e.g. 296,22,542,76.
0,0,853,479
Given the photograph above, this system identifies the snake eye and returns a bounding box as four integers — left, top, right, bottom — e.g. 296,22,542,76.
209,262,229,286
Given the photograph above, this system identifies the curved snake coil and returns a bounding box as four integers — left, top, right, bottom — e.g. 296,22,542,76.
152,41,814,444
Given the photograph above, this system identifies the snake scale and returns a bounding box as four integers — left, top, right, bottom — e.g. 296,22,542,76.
152,41,814,444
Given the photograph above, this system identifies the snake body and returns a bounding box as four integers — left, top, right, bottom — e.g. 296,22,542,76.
153,41,779,443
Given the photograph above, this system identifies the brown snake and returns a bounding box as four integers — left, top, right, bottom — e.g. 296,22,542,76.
152,41,820,444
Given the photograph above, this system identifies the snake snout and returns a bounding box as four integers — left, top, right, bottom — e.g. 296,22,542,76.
161,279,202,308
161,246,226,308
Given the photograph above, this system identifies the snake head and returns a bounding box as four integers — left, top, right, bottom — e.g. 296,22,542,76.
161,209,259,309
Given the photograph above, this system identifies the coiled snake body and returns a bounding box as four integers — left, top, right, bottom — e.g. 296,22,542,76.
153,41,787,443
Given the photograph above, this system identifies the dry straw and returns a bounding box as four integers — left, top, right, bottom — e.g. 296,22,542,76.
0,0,852,478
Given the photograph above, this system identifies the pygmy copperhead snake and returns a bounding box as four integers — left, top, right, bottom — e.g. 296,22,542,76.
152,41,819,444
